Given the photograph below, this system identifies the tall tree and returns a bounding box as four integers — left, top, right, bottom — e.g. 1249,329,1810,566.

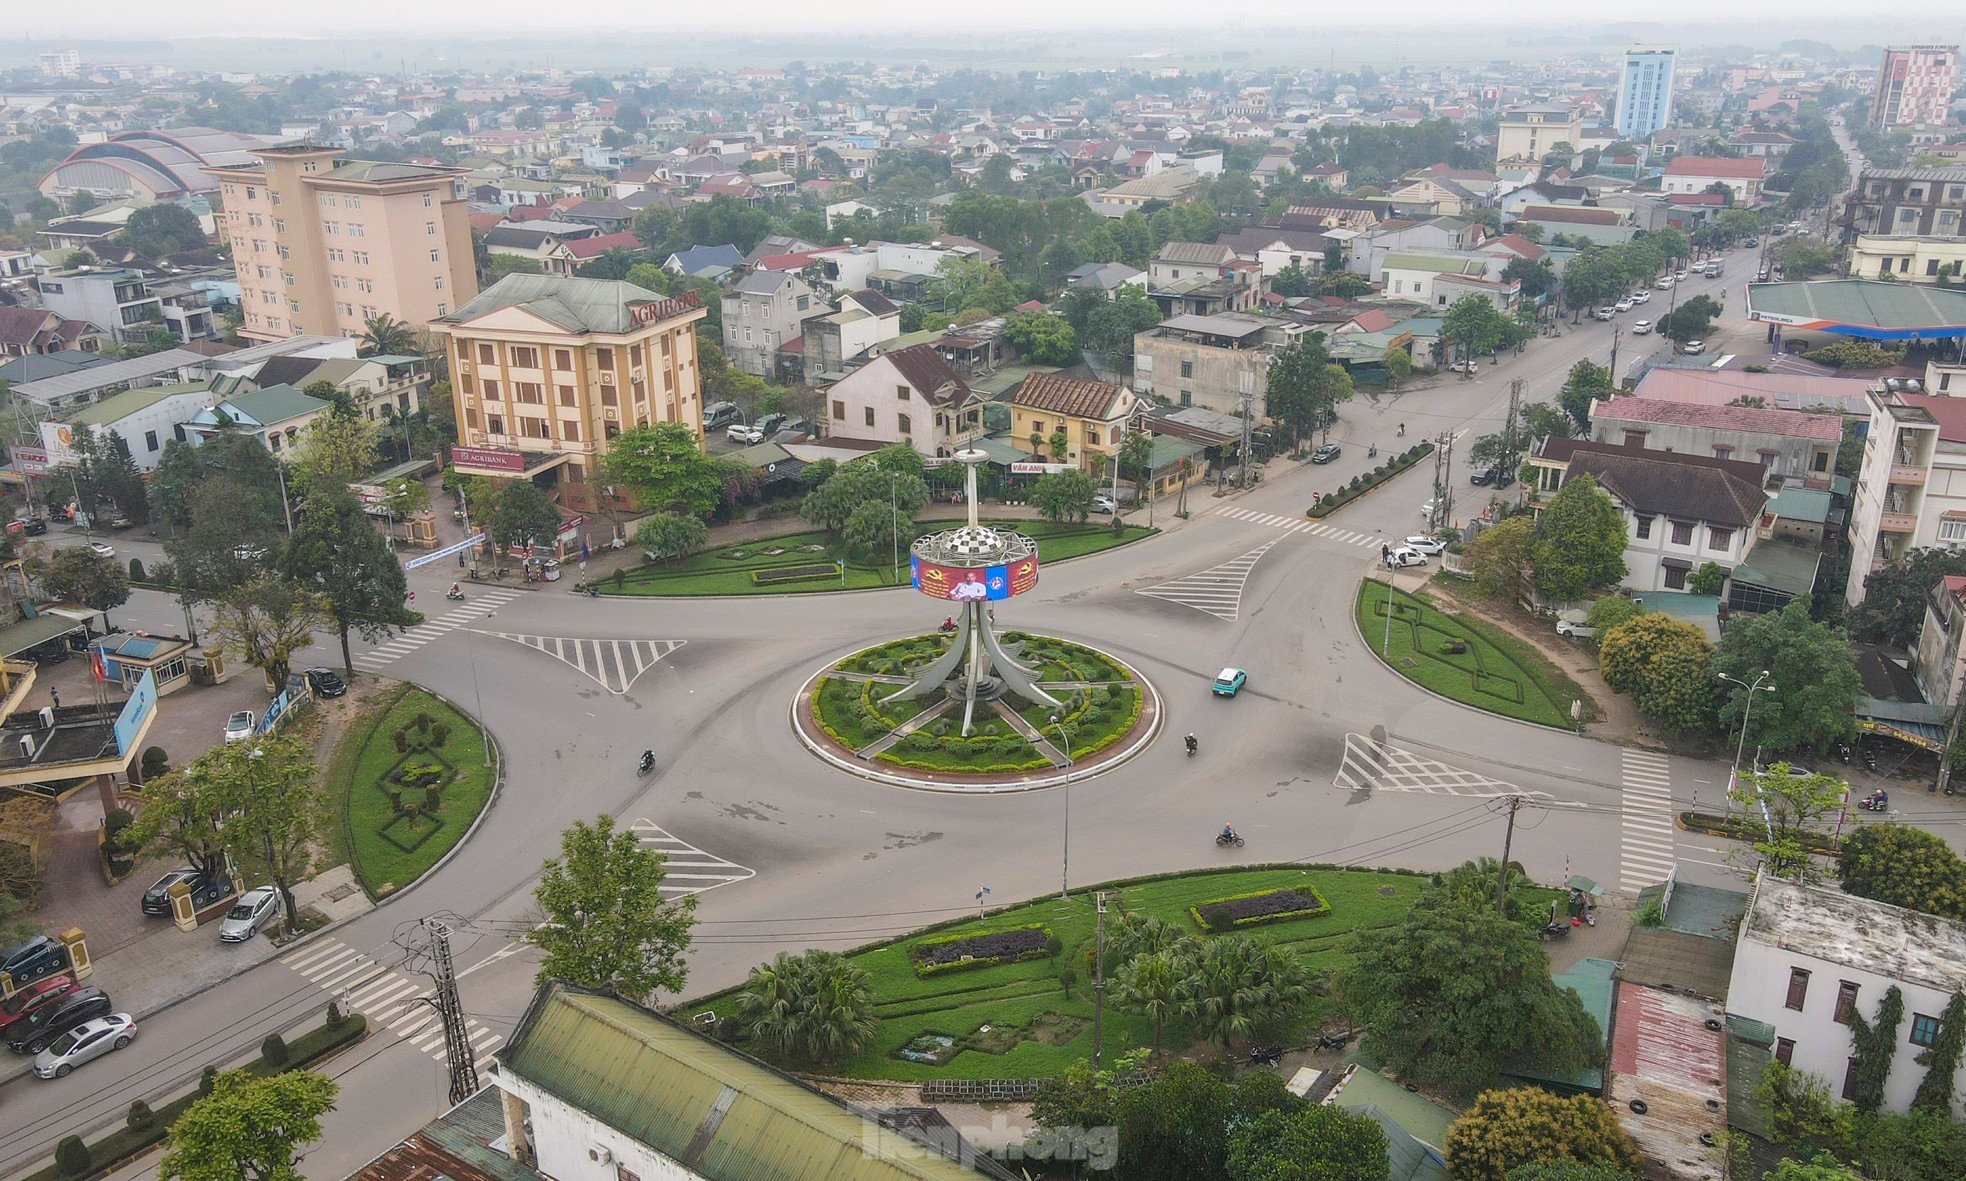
1111,948,1183,1056
1836,825,1966,918
207,573,329,690
1112,1062,1301,1181
160,1069,337,1181
633,512,710,563
207,735,321,934
735,949,877,1067
1726,763,1849,882
282,487,415,674
1225,1105,1391,1181
527,814,697,1001
1264,334,1350,449
1597,613,1718,733
1444,1088,1641,1181
1440,294,1513,361
1714,599,1861,756
291,415,377,488
1175,935,1313,1050
486,481,563,555
1530,474,1627,601
603,422,729,517
1558,359,1614,433
1340,894,1602,1093
1464,517,1535,600
1852,548,1966,648
1032,468,1099,525
34,545,130,627
118,203,207,258
148,438,205,531
358,313,417,357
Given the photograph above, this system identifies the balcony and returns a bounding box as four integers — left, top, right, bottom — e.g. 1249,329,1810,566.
1879,512,1919,533
1890,464,1929,486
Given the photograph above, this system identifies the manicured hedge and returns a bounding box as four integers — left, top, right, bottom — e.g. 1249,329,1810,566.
1308,442,1434,519
911,923,1053,977
1189,885,1331,932
752,564,838,586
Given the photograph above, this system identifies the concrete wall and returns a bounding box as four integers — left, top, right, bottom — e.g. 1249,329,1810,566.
1133,334,1268,417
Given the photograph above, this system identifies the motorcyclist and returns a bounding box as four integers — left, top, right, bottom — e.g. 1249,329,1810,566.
941,616,955,631
1397,422,1406,437
1220,821,1235,842
448,581,462,598
1185,733,1199,755
638,749,655,773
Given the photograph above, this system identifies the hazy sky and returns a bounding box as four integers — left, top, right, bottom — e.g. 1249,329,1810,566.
13,1,1964,39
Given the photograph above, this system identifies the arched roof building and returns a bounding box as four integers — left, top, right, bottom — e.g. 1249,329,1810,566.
38,127,287,201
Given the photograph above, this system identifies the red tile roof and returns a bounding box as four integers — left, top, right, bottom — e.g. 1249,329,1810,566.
1591,395,1842,441
1487,233,1546,260
880,344,974,408
560,231,643,260
1013,371,1132,420
1902,394,1966,444
1664,156,1766,180
1520,204,1622,226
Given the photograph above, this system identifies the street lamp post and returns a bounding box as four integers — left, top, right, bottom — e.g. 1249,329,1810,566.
1717,669,1775,819
1048,713,1073,901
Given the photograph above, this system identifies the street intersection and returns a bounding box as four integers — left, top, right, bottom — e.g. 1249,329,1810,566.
0,249,1795,1179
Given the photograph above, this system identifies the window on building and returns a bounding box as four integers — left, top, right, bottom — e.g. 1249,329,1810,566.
1664,563,1688,590
516,382,544,405
1181,360,1194,379
898,413,912,434
554,349,573,370
512,346,538,368
482,380,501,400
558,385,575,407
434,276,444,290
478,343,495,365
1087,428,1102,446
423,193,434,207
896,385,911,401
323,221,338,234
1842,1058,1862,1101
832,400,846,420
596,350,614,371
487,414,504,434
865,406,876,427
1708,527,1733,551
426,221,437,235
437,303,446,316
630,344,644,367
347,196,361,209
563,420,579,441
1942,519,1966,543
348,224,364,238
1670,520,1694,546
144,430,158,452
1912,1013,1941,1048
1813,450,1830,472
1623,430,1648,447
1834,981,1860,1025
430,249,441,263
1773,1036,1796,1066
353,252,369,265
1713,445,1734,458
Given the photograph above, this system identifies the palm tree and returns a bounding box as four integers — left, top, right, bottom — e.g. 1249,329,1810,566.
1112,949,1182,1056
1176,936,1313,1051
1427,857,1542,926
735,950,876,1067
358,313,417,358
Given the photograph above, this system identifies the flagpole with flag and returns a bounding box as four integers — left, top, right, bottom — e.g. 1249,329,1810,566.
976,885,990,918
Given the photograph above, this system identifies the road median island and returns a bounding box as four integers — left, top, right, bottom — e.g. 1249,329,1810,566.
1308,442,1434,519
1354,578,1588,729
325,684,498,899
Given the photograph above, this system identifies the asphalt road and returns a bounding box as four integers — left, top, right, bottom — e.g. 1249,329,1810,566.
0,240,1801,1179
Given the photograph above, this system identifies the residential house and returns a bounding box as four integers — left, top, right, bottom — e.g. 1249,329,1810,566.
801,288,902,380
41,381,218,470
480,981,1012,1181
1844,388,1966,606
545,231,645,279
1134,312,1303,415
1661,157,1766,203
722,270,819,379
1496,180,1593,218
1300,162,1350,190
482,221,601,269
1347,217,1484,279
822,344,987,457
1384,176,1482,217
1728,870,1966,1115
1912,575,1966,708
1847,234,1966,283
260,352,431,424
1842,169,1966,241
1009,371,1141,472
1083,165,1206,217
185,383,332,457
1527,437,1768,596
661,243,744,280
1495,103,1584,165
1146,241,1263,316
1586,396,1841,482
0,306,100,357
1376,251,1496,306
1062,261,1148,294
1214,226,1331,277
430,276,708,514
1515,205,1640,247
1728,131,1796,159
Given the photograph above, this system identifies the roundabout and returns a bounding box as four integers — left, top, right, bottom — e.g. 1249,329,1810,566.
790,450,1161,791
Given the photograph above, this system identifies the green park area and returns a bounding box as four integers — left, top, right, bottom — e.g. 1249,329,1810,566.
808,632,1143,773
596,520,1154,597
693,865,1453,1081
1355,579,1590,729
327,685,496,897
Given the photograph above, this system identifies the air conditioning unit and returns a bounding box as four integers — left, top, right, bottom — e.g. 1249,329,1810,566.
38,706,54,728
587,1145,615,1165
18,735,35,759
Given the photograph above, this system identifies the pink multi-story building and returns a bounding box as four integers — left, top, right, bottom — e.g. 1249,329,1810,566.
214,145,478,344
1872,45,1958,130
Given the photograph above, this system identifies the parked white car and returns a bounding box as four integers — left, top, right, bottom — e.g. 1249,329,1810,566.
1386,546,1428,569
1631,289,1651,304
1402,535,1446,555
1614,298,1634,313
1632,320,1652,335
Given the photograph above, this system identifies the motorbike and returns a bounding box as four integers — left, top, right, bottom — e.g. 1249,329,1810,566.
446,588,466,601
1314,1031,1353,1052
1215,831,1245,848
1539,921,1572,941
938,617,958,634
1248,1045,1284,1067
1858,791,1889,813
1185,735,1199,758
1367,444,1378,458
586,585,600,599
637,751,656,777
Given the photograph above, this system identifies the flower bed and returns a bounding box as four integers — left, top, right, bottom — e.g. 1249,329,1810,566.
752,564,838,586
1308,442,1434,519
912,923,1053,977
1189,885,1331,932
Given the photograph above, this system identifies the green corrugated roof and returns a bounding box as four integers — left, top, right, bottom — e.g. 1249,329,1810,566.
66,381,212,426
1731,539,1820,594
967,433,1032,464
1381,252,1487,276
500,987,997,1181
296,357,369,388
1333,1068,1456,1149
1746,278,1966,332
218,383,329,426
1765,485,1832,525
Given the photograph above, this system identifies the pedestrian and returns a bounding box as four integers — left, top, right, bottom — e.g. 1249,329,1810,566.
1381,542,1391,563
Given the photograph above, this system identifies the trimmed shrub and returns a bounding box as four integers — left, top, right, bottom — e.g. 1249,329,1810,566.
126,1099,154,1131
326,1000,345,1027
260,1032,289,1068
198,1065,218,1096
55,1136,88,1178
128,557,146,583
140,746,169,779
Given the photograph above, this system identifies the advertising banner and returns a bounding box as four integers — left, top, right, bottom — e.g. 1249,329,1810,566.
449,446,528,474
912,554,1038,601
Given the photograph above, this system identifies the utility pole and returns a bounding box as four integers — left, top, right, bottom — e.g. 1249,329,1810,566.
1503,378,1523,480
1237,376,1254,493
395,915,479,1100
1494,795,1526,916
1092,892,1107,1065
1428,432,1455,531
1607,326,1622,391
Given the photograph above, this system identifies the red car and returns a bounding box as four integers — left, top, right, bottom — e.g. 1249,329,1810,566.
0,974,78,1034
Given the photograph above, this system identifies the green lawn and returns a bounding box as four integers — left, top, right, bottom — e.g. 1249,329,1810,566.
1354,580,1589,729
330,686,496,897
691,866,1439,1081
596,520,1154,597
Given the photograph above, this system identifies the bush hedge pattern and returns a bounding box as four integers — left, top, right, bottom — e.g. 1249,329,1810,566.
912,923,1054,977
1189,885,1332,931
1308,443,1434,519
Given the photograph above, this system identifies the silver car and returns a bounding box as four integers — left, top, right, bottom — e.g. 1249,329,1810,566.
33,1014,135,1079
218,887,281,943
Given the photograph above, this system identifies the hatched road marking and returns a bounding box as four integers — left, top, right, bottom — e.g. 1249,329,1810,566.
483,635,685,695
1133,542,1275,621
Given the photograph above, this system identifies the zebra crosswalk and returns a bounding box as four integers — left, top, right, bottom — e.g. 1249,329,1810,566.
629,821,757,896
1134,542,1275,621
1619,749,1679,894
487,635,684,695
353,588,528,671
1211,505,1385,549
276,937,505,1063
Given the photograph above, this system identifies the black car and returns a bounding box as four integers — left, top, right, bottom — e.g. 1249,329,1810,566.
1470,466,1496,486
305,668,346,698
0,936,68,987
141,868,214,917
1309,443,1341,464
15,517,46,536
8,987,112,1054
